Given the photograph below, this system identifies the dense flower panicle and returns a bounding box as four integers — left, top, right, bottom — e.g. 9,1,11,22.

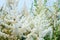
0,0,60,40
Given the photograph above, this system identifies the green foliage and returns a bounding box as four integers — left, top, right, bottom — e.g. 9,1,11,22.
34,0,37,6
44,0,47,5
44,35,50,40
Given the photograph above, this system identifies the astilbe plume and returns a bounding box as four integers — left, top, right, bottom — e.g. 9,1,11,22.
0,0,60,40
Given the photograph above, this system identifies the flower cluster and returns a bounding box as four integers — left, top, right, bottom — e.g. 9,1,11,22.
0,0,60,40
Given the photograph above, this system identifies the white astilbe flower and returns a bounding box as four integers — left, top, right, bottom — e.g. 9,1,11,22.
0,0,60,40
0,31,9,38
39,27,53,38
38,38,44,40
26,32,38,40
